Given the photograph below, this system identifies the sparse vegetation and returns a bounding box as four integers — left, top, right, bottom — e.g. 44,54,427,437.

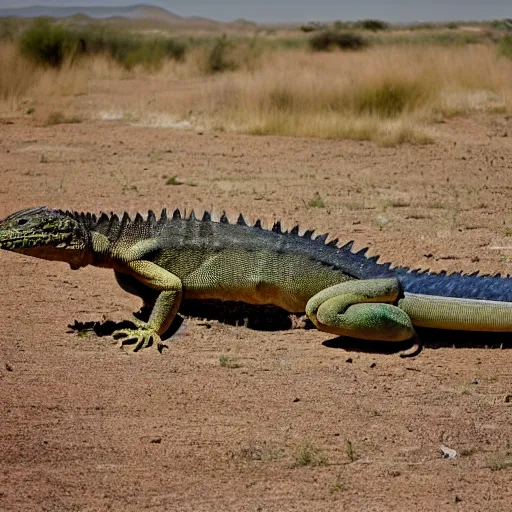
345,440,359,462
301,22,327,33
330,473,346,493
19,18,187,70
206,35,237,73
309,30,368,52
295,441,328,467
309,193,325,208
165,175,183,186
20,18,78,68
499,34,512,59
219,355,241,369
355,19,389,31
487,452,512,471
240,441,284,461
1,17,512,144
44,111,82,125
76,28,187,70
0,43,38,106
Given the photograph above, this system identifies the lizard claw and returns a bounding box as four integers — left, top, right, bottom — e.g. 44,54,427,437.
398,332,422,358
113,326,167,353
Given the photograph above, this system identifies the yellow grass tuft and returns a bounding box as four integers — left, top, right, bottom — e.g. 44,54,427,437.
0,42,88,114
180,45,512,143
0,43,39,111
2,38,512,144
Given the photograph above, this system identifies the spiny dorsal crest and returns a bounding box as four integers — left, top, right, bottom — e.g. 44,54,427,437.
272,221,282,233
62,207,442,274
134,213,144,226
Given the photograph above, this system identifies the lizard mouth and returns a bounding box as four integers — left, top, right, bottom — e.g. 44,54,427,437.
0,232,72,250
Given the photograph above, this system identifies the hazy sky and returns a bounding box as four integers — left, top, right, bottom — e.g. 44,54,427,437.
0,0,510,23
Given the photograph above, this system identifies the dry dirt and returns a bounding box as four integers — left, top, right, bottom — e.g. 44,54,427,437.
1,111,512,512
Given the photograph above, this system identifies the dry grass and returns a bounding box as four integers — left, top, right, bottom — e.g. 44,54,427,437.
0,43,88,114
2,39,512,144
0,43,40,111
188,45,512,144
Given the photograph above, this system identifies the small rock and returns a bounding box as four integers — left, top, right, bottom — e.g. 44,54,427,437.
150,437,162,444
440,444,457,459
375,215,389,228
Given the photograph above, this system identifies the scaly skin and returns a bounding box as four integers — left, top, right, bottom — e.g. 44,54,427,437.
1,206,512,357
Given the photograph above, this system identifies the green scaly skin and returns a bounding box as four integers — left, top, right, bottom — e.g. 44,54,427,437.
1,206,512,357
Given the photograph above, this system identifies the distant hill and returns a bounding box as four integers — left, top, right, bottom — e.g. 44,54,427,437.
0,4,163,19
0,4,221,25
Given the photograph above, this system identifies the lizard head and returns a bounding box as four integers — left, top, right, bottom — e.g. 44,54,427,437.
0,207,90,268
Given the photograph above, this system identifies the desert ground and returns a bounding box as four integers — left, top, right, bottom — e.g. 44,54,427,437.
2,49,512,510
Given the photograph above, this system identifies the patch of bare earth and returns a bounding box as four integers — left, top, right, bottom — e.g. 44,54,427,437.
1,112,512,511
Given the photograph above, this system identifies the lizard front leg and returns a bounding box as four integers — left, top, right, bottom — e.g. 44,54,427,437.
113,260,182,352
305,278,421,357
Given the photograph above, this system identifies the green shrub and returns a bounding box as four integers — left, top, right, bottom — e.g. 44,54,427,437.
161,37,187,61
207,35,236,73
0,18,25,42
300,22,327,33
117,38,184,70
491,19,512,31
350,81,429,118
499,34,512,59
310,31,368,51
333,20,351,31
19,18,78,67
70,27,187,69
355,19,389,31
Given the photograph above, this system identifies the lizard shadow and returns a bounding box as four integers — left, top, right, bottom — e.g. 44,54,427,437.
68,300,303,342
322,328,512,355
68,300,512,355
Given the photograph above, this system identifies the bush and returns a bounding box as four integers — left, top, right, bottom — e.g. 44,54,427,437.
355,19,389,31
74,28,186,69
19,20,187,70
19,18,78,67
113,38,186,70
310,31,368,52
491,19,512,31
301,22,327,33
333,21,351,31
207,35,236,73
0,18,25,42
350,80,430,118
499,34,512,59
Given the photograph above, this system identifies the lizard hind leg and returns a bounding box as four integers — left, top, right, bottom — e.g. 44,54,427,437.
306,278,420,356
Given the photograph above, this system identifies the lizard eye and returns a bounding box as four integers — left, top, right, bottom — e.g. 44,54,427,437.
17,218,28,226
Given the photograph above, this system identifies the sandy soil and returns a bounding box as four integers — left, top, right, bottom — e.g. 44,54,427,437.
1,111,512,511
